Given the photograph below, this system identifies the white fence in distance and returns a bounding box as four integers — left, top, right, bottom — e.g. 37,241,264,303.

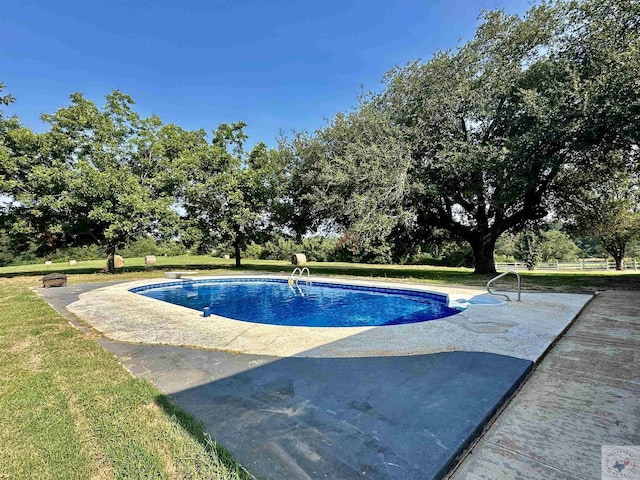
495,258,639,272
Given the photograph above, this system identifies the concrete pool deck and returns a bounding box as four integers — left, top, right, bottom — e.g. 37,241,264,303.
64,274,591,362
450,289,640,479
40,279,537,479
37,277,640,479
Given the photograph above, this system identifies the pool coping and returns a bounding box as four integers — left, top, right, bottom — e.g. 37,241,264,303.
66,274,592,362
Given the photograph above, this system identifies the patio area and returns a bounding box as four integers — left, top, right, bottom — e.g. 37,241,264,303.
37,278,639,479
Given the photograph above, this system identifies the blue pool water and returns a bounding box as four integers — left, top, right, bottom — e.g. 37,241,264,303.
132,279,461,327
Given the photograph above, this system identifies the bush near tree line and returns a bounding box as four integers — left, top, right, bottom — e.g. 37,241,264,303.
2,230,637,269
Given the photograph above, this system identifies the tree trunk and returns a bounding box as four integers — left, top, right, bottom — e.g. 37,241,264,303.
234,239,241,268
603,239,626,271
106,245,116,273
614,255,624,271
471,235,498,274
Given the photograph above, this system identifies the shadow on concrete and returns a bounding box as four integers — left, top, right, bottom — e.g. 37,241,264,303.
153,393,255,479
38,280,534,480
142,348,532,480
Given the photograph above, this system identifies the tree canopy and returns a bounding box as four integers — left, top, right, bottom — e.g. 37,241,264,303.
1,91,185,271
181,122,287,267
1,0,638,271
287,0,640,272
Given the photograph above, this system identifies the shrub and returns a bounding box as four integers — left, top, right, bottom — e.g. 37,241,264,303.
300,237,338,262
256,236,339,262
120,237,187,258
120,237,162,257
539,230,580,262
244,242,265,259
49,245,103,262
261,237,297,260
515,232,540,270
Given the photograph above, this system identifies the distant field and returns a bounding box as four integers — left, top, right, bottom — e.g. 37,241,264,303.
1,255,639,292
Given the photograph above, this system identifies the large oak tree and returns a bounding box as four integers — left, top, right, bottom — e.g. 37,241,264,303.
289,0,640,273
558,149,640,270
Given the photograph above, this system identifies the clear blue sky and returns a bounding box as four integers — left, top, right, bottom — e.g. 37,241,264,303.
1,0,531,147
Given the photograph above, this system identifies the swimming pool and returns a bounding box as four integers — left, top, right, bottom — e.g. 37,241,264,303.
131,278,461,327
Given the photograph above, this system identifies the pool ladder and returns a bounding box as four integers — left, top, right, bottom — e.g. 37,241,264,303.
288,267,311,295
487,270,521,302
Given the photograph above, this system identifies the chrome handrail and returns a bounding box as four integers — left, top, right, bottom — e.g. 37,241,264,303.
289,267,302,281
300,267,310,284
487,270,521,302
289,267,311,285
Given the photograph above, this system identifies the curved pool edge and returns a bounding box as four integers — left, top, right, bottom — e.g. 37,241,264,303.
66,274,592,362
129,276,464,327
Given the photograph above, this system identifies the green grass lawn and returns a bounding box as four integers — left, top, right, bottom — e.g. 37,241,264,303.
0,275,251,480
1,257,639,479
2,254,639,292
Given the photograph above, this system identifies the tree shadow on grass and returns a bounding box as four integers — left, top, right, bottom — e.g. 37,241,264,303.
0,261,483,282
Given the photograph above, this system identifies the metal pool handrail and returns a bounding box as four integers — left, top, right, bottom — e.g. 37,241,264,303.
487,270,521,302
299,267,310,283
289,267,302,281
288,267,311,285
